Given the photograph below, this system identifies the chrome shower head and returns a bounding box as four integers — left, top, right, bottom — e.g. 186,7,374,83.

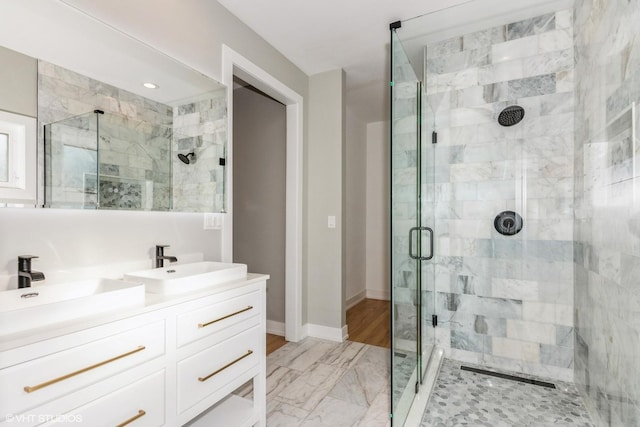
178,152,195,164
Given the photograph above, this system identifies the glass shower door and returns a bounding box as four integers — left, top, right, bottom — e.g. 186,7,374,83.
390,28,425,426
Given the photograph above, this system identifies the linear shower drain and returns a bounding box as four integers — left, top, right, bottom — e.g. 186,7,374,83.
460,365,556,389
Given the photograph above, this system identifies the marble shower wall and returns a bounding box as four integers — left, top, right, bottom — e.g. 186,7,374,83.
424,10,576,381
172,91,227,212
39,61,172,210
573,0,640,425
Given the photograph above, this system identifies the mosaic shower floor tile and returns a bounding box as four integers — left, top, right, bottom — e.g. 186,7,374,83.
421,359,595,427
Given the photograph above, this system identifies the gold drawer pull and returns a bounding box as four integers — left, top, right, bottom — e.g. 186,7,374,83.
116,409,146,427
198,350,253,382
198,306,253,328
24,346,146,393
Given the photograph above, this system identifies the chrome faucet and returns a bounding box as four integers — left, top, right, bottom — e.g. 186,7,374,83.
155,245,178,268
18,255,45,288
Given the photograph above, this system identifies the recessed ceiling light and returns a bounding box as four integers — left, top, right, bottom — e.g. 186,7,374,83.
143,82,159,89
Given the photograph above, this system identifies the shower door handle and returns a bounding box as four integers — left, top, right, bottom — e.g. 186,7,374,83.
409,226,434,261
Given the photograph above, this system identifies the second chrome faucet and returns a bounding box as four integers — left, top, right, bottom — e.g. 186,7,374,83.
155,245,178,268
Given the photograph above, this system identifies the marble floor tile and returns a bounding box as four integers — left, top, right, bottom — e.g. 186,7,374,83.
301,396,368,427
269,337,338,372
357,390,392,427
266,338,390,426
275,362,348,411
267,401,310,427
318,340,367,369
266,339,595,426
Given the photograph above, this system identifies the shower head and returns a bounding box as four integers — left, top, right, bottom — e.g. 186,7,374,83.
178,152,195,164
498,105,525,127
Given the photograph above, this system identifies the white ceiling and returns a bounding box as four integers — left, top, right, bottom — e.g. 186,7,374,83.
216,0,472,122
217,0,573,123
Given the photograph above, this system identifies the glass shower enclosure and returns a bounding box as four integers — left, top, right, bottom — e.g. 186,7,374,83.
44,110,172,210
390,23,437,427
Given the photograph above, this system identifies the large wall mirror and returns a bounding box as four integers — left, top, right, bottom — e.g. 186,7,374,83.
0,1,227,212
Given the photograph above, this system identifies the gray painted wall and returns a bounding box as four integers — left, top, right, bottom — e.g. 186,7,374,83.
233,84,286,324
345,108,367,306
0,45,37,117
307,69,345,330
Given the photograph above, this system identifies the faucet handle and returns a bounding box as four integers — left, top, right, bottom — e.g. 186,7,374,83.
156,244,170,249
18,255,39,271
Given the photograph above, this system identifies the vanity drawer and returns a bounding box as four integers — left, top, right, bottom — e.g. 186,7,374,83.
176,291,261,348
42,370,165,427
177,325,261,413
0,321,165,417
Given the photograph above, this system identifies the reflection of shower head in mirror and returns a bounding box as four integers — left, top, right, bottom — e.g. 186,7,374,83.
178,152,195,164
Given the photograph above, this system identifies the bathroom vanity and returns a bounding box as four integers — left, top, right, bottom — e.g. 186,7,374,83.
0,271,267,427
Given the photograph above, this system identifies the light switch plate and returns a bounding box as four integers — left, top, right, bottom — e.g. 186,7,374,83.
204,213,223,230
328,215,336,228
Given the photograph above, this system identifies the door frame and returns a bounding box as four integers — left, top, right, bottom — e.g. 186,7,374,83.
221,45,303,342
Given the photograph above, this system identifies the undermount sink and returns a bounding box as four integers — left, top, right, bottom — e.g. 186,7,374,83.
124,261,247,295
0,278,145,336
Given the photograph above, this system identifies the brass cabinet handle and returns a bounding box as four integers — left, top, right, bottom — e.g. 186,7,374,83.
24,346,146,393
198,306,253,328
116,409,146,427
198,350,253,382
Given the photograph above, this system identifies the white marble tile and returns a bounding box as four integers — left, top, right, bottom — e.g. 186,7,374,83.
267,401,310,427
318,340,367,370
523,48,573,77
492,36,539,63
266,364,303,399
301,396,368,427
491,278,539,301
268,338,334,371
539,29,573,53
492,336,541,363
328,364,386,408
506,319,556,344
555,10,572,30
432,68,479,93
275,362,347,411
478,59,524,85
356,391,390,427
449,162,493,183
522,301,573,326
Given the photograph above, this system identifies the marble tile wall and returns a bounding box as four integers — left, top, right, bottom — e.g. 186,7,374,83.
39,60,173,210
391,32,421,344
390,32,422,422
573,0,640,425
172,90,227,212
424,10,576,381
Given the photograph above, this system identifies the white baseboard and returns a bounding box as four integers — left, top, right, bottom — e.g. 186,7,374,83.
303,323,347,342
366,289,390,301
346,290,366,310
266,320,285,336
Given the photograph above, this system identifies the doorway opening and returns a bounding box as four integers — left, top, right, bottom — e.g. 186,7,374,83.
233,76,287,352
222,45,304,343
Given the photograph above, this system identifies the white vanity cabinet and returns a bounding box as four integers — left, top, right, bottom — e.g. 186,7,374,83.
0,275,267,427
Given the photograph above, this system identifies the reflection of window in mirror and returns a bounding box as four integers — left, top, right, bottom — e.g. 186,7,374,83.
0,110,37,206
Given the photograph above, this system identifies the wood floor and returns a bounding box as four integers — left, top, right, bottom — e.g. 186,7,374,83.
346,298,390,348
265,298,390,355
266,333,288,355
